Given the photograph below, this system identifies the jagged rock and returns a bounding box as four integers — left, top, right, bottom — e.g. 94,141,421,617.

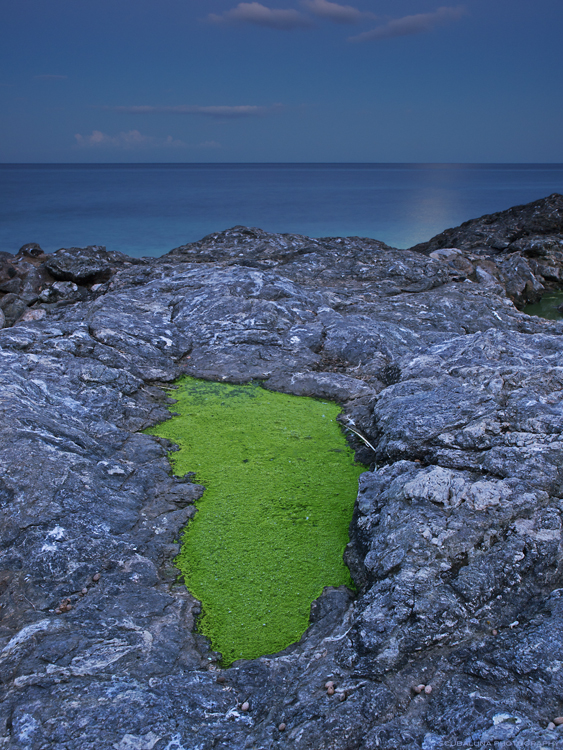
411,193,563,306
1,196,563,749
0,278,22,295
44,245,138,284
0,294,28,326
17,243,45,259
38,280,89,304
411,193,563,256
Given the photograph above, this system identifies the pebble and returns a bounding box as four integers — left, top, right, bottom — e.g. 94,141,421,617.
424,685,432,695
413,684,426,694
65,604,73,611
325,681,334,689
327,686,335,696
81,588,88,595
216,675,225,684
554,717,563,725
241,702,250,712
337,691,347,702
548,722,556,730
492,629,498,636
278,723,286,732
92,573,101,582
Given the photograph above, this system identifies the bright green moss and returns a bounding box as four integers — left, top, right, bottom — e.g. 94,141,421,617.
146,377,365,666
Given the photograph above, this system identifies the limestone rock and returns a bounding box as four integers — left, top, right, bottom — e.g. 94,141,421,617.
44,245,138,284
1,196,563,749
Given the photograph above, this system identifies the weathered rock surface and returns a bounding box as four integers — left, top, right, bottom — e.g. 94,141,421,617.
412,193,563,307
1,198,563,749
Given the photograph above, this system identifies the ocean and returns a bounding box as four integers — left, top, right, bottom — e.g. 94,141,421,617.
1,163,563,258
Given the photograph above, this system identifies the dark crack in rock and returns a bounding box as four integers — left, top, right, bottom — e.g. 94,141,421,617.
1,196,563,749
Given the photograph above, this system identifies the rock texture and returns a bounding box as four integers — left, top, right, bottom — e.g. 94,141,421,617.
1,196,563,749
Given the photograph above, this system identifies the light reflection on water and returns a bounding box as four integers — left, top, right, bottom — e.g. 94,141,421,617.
1,163,562,257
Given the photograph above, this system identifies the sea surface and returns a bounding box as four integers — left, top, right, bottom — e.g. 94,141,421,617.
1,163,562,258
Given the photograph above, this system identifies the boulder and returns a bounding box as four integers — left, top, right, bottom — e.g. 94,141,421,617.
43,245,135,284
0,293,28,326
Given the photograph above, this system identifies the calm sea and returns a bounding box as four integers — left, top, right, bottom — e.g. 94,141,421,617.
1,164,562,258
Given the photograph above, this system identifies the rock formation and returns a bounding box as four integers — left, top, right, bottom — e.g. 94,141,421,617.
1,195,563,749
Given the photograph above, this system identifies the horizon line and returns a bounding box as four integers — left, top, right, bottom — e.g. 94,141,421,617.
2,161,563,167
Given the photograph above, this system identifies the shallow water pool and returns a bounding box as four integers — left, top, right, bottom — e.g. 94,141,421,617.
523,291,563,320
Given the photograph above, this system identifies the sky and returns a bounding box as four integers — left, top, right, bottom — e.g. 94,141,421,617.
1,0,562,163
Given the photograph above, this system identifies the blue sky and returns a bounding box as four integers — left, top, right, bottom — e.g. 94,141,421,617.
1,0,562,162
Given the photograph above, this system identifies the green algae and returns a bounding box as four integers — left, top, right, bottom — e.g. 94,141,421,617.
524,291,563,320
145,376,365,666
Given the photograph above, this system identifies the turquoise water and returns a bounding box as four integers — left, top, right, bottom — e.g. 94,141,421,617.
1,163,562,257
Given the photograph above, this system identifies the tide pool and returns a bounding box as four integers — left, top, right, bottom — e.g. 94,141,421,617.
524,291,563,320
145,377,365,666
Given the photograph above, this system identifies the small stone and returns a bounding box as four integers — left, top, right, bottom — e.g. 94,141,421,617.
548,722,556,730
327,686,335,696
81,588,88,595
492,629,498,635
216,675,225,683
241,702,250,712
55,608,61,615
278,723,286,732
65,604,72,611
424,685,432,695
92,573,101,582
324,681,335,689
413,684,426,694
337,691,347,702
554,717,563,725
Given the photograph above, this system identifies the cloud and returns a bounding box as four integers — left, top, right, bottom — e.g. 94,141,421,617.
74,130,187,149
105,104,282,118
208,2,313,29
197,140,222,149
34,74,68,81
302,0,375,24
348,5,465,42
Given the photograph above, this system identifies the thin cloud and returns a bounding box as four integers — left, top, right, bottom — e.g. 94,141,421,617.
208,2,313,30
105,104,282,118
34,74,68,81
197,140,222,149
348,5,465,42
74,130,187,149
302,0,375,24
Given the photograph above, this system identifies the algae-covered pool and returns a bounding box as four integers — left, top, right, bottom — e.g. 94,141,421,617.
146,377,365,666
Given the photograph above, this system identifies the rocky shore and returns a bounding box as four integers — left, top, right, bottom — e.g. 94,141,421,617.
1,194,563,749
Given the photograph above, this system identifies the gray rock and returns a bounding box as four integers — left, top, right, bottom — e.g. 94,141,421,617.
411,193,563,306
0,278,22,295
39,280,89,304
0,294,28,326
44,245,138,284
1,196,563,748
